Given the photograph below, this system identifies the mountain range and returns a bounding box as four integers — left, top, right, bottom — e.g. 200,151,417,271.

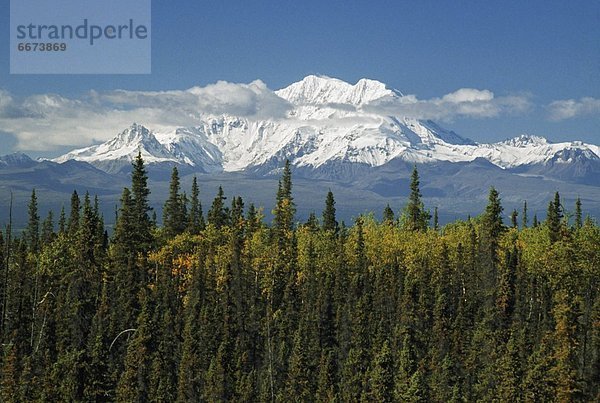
53,75,600,186
1,76,599,227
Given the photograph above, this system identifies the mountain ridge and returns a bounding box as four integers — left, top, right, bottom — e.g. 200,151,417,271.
52,76,598,183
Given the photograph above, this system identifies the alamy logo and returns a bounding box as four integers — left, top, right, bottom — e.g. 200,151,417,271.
10,0,151,74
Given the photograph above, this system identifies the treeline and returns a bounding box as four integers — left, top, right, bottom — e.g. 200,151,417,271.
0,154,598,402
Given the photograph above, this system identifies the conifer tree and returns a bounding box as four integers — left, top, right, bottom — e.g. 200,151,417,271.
58,206,66,234
230,196,245,228
207,186,228,229
370,340,394,402
245,203,261,236
67,190,80,235
40,211,55,245
273,160,295,235
522,200,528,228
177,262,207,402
204,341,232,401
394,333,416,400
305,212,319,231
84,280,112,401
322,190,337,232
574,197,582,229
481,187,505,264
546,191,563,243
117,290,153,402
25,189,40,252
402,166,430,231
533,214,539,228
163,166,187,237
187,176,204,234
315,350,336,402
433,206,439,231
77,192,98,265
285,326,312,401
382,204,394,225
340,347,365,402
130,152,153,251
109,186,144,360
496,245,517,331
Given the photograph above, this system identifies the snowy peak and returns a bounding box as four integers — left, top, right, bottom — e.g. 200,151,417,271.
500,134,549,147
53,77,597,178
0,152,37,168
276,75,399,106
104,123,161,150
53,123,180,172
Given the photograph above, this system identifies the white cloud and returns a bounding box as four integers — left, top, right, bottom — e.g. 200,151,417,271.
547,97,600,121
0,80,292,151
0,80,532,152
363,89,531,121
442,88,494,103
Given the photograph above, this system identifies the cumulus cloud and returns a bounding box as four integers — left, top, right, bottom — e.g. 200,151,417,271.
363,88,531,121
547,97,600,121
0,80,532,152
0,80,292,151
442,88,494,103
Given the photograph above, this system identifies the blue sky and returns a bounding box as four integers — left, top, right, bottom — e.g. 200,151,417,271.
0,0,598,156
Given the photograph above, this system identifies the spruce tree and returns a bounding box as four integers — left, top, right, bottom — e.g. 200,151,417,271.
370,340,394,402
67,190,80,236
245,203,261,236
305,212,319,231
230,196,245,228
117,290,153,402
207,186,228,229
25,189,40,252
433,206,439,231
574,197,582,229
522,200,528,228
483,187,504,236
187,176,204,234
402,166,430,231
315,350,336,402
273,160,295,235
382,204,394,225
40,211,54,245
130,152,153,251
482,186,505,266
58,206,66,234
322,190,337,232
163,166,187,237
546,191,563,243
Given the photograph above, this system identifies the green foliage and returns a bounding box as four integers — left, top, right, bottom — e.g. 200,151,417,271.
401,166,431,231
2,155,598,401
25,189,39,252
207,186,228,229
382,204,395,225
162,166,187,238
273,160,296,235
187,176,205,234
322,190,338,232
547,191,563,243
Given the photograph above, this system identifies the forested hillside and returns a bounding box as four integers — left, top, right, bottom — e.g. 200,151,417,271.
0,154,598,402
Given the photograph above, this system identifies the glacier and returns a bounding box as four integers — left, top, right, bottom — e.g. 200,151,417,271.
54,75,599,176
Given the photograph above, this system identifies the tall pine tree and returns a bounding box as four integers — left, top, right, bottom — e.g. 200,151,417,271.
402,166,430,231
163,166,187,238
322,190,338,232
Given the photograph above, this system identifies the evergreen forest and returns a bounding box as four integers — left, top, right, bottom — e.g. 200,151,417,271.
0,154,598,402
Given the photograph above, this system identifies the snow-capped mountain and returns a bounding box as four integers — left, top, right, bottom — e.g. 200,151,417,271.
54,76,599,181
